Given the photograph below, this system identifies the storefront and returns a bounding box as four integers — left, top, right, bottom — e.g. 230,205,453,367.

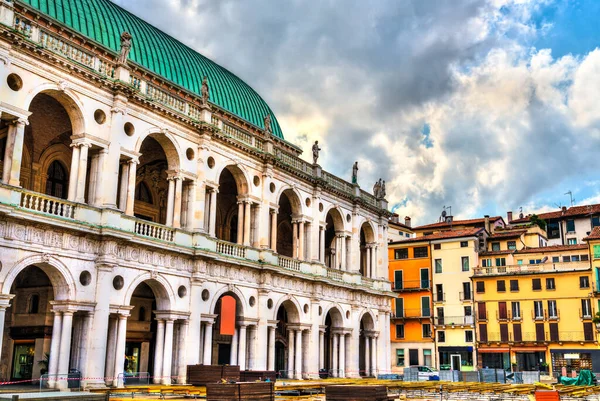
478,348,510,370
512,347,548,372
551,350,600,374
438,346,474,371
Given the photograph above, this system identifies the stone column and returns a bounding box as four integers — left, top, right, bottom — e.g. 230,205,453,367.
113,314,128,387
186,181,196,229
295,329,303,379
364,335,371,376
332,334,339,378
75,143,90,203
298,221,305,261
345,237,351,271
57,311,74,389
0,303,9,365
78,312,93,379
47,312,63,388
238,324,248,370
237,201,244,244
162,319,175,384
370,337,377,376
177,320,189,383
125,159,138,215
118,162,129,210
209,189,218,237
90,148,105,204
4,119,26,186
67,144,80,201
172,177,183,228
292,222,298,259
319,226,325,264
340,235,347,270
203,322,213,365
366,246,372,277
243,201,251,246
339,334,345,378
87,151,99,205
153,319,165,384
306,223,312,261
267,326,276,371
319,329,325,369
287,329,295,378
104,317,117,383
230,326,239,366
247,325,257,370
270,210,278,250
166,178,175,226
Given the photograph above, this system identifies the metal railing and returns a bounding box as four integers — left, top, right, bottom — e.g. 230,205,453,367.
216,240,247,258
393,280,430,291
394,308,432,319
433,292,445,302
118,372,150,386
473,261,591,276
434,316,474,326
459,291,473,301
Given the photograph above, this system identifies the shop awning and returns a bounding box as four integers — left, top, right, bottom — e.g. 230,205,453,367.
478,348,510,353
512,346,547,352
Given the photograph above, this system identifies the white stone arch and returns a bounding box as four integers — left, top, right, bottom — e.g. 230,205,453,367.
323,205,346,232
358,309,376,331
23,82,87,135
1,254,77,301
38,143,72,176
275,185,304,216
214,162,250,195
322,303,345,328
359,219,377,243
123,272,176,311
135,127,182,171
209,285,247,318
273,294,302,323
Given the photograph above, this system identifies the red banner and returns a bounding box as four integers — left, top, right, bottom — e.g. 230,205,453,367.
220,295,236,336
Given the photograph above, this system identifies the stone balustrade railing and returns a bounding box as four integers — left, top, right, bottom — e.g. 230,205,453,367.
19,190,76,219
134,220,175,242
216,240,247,259
278,255,301,272
322,171,354,194
326,268,343,282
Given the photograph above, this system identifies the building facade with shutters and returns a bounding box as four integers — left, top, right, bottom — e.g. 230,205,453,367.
0,0,393,387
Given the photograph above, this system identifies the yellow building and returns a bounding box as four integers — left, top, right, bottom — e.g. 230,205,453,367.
473,245,597,375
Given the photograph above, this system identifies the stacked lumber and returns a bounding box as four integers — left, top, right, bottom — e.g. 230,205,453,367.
240,370,277,382
326,385,390,401
206,382,275,401
186,364,241,385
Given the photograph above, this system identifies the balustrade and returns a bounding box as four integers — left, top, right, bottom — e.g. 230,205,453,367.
13,14,32,37
40,31,95,69
146,84,187,113
216,240,247,258
134,220,175,242
326,268,343,282
278,255,300,271
19,191,76,219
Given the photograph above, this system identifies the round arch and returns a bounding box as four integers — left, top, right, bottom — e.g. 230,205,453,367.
273,295,302,323
24,83,87,135
276,187,304,216
322,304,345,327
323,206,345,232
209,285,247,318
358,310,376,330
359,220,377,243
135,128,182,171
37,144,72,180
214,163,250,195
123,272,175,311
2,254,77,300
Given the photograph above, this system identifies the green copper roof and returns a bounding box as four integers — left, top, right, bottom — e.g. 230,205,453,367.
18,0,284,139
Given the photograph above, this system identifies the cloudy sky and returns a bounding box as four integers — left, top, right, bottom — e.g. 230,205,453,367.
114,0,600,226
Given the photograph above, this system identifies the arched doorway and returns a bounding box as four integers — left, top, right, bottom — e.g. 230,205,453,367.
276,189,303,258
215,166,250,245
359,222,375,277
132,137,169,224
359,313,376,377
324,209,345,269
323,307,345,378
210,292,246,368
274,300,301,378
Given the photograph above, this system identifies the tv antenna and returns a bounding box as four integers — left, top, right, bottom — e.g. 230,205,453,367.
441,205,452,223
565,191,575,207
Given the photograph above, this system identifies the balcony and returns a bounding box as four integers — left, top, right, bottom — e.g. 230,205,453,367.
393,280,430,292
473,261,591,276
393,308,432,320
459,292,473,301
433,292,445,303
434,316,474,326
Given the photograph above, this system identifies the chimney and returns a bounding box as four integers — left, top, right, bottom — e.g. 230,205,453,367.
390,214,399,224
404,216,411,228
507,211,513,223
484,215,491,233
561,206,567,215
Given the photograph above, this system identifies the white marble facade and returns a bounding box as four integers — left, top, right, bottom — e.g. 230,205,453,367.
0,1,392,389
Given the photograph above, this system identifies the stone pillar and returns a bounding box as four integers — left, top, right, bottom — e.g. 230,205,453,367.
172,177,183,228
306,223,312,261
104,317,117,383
267,326,276,371
203,322,213,365
319,330,325,369
75,144,90,203
298,221,305,260
270,210,277,251
238,324,248,370
370,337,377,376
56,311,74,389
153,319,165,384
319,226,325,264
125,159,138,215
332,334,339,378
118,162,129,211
87,151,99,205
177,320,189,383
230,326,239,366
243,201,251,246
0,303,9,365
162,319,174,384
78,312,93,378
67,144,80,201
186,181,196,229
340,235,346,270
237,201,244,244
113,314,128,387
247,325,256,370
209,189,218,237
4,119,26,186
292,222,298,259
365,335,371,376
47,312,63,388
287,329,295,377
345,237,351,271
339,334,346,378
166,178,175,226
295,329,303,379
366,246,372,277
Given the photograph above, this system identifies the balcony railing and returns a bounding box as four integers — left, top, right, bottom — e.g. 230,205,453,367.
326,268,343,282
434,316,474,326
394,308,432,319
433,292,445,302
473,261,591,276
459,292,473,301
278,255,300,272
19,190,76,219
135,220,175,242
393,280,430,292
216,241,247,259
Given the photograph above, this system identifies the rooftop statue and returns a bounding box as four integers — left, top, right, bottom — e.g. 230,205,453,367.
264,114,272,136
117,32,132,65
201,76,210,106
352,161,359,184
312,140,321,164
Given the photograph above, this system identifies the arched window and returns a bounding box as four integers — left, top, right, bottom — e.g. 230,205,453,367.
28,294,39,314
45,160,68,199
135,182,153,204
138,306,146,321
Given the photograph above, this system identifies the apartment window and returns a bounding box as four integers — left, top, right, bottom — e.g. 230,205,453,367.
535,323,545,342
534,301,544,319
479,324,488,342
465,330,473,342
547,221,560,239
482,259,492,267
507,241,517,250
495,258,506,267
517,259,523,265
498,301,508,320
548,300,558,319
414,247,428,258
460,241,468,248
511,301,521,320
462,282,471,300
394,271,403,290
435,284,444,302
563,256,571,262
513,324,522,342
584,323,594,341
396,324,405,339
421,296,431,317
532,278,542,290
581,254,589,261
422,323,431,338
595,245,600,259
394,249,408,259
500,324,509,342
593,216,600,228
492,242,500,251
437,307,445,325
435,259,442,274
572,255,580,262
437,331,446,343
396,349,405,366
566,219,575,233
423,350,432,367
477,302,487,320
510,280,519,291
546,278,556,290
409,349,419,366
461,256,469,272
581,299,592,318
476,281,485,293
552,256,560,263
549,323,559,342
396,298,404,318
434,243,441,250
420,268,430,289
580,276,590,289
497,280,506,292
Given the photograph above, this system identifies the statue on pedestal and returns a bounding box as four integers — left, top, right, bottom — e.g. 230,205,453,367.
117,32,132,65
264,115,272,136
312,140,321,164
201,76,210,106
352,161,359,184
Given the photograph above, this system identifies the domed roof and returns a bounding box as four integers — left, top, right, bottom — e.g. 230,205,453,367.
19,0,284,139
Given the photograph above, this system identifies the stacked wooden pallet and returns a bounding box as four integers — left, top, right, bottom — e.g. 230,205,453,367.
326,385,393,401
186,364,241,385
206,382,275,401
240,370,277,382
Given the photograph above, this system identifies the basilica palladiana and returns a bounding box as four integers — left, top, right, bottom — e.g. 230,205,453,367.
0,0,392,388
